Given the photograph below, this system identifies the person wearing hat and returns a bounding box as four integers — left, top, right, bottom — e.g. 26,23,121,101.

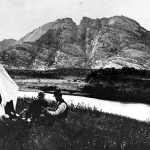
20,91,49,123
42,88,68,127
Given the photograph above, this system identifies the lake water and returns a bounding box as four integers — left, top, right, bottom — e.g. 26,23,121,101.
17,91,150,122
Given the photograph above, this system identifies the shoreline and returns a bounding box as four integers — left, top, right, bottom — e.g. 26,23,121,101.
17,90,150,122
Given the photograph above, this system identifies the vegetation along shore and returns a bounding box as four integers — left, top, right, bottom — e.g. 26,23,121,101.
2,67,150,149
0,97,149,150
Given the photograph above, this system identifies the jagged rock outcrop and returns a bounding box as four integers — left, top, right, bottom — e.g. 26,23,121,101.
2,16,150,70
90,16,150,69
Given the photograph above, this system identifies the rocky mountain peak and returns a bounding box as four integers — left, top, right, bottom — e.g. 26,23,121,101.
79,17,95,28
107,15,141,32
62,17,74,24
1,15,150,70
100,17,108,27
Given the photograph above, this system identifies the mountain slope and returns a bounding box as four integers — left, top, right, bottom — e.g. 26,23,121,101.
0,39,16,51
2,16,150,70
0,39,17,65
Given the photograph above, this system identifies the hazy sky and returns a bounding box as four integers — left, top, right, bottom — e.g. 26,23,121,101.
0,0,150,41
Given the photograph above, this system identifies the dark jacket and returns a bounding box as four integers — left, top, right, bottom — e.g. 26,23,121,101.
5,100,16,118
0,95,2,104
26,98,48,119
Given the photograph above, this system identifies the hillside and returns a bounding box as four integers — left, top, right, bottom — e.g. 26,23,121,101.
0,39,16,51
1,16,150,70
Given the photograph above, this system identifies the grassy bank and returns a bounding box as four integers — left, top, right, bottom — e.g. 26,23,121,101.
0,97,150,150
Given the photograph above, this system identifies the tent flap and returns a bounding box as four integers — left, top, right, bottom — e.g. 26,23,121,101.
0,65,19,115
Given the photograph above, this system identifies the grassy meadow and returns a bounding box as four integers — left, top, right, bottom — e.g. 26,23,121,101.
0,97,150,150
2,67,150,149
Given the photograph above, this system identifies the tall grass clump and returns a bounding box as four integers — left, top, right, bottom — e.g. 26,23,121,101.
0,97,149,149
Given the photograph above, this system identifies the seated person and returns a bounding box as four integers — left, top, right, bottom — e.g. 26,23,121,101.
0,95,16,122
20,91,49,122
0,94,2,104
5,100,19,120
42,88,68,127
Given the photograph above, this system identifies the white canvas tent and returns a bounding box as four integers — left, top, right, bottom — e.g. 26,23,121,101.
0,64,19,119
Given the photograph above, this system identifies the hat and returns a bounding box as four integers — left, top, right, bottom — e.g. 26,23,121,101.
38,91,45,98
53,88,62,97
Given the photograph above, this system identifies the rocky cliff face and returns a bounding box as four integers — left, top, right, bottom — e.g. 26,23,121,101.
2,16,150,70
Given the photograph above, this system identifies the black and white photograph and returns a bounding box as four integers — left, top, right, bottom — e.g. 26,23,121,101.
0,0,150,149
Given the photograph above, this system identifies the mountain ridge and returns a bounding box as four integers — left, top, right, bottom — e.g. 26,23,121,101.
1,15,150,70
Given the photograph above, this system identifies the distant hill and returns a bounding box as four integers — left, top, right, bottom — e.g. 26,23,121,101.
0,39,17,65
1,16,150,70
0,39,16,51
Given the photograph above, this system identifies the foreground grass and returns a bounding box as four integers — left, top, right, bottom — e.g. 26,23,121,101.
0,97,150,150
